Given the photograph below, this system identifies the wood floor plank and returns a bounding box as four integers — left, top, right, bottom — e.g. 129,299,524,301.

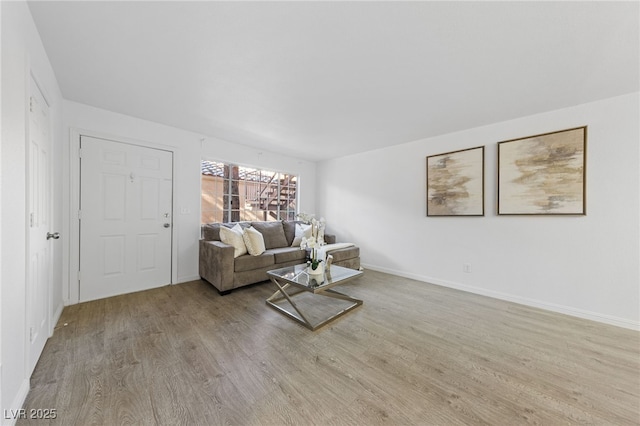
18,270,640,425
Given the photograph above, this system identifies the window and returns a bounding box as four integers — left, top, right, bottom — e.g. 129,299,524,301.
201,160,297,224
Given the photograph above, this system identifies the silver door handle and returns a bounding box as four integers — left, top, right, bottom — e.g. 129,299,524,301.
47,232,60,240
163,223,171,228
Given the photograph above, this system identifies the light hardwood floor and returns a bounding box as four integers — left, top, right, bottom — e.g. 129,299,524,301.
18,270,640,425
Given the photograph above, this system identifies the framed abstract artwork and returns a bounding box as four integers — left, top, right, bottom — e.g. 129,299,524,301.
497,126,587,215
426,146,484,216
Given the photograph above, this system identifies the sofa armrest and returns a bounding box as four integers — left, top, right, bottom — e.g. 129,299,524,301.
324,233,336,244
199,240,235,293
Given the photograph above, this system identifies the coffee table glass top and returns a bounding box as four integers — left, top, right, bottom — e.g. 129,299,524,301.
267,264,362,292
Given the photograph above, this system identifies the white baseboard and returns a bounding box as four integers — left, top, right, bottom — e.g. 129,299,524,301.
175,275,202,284
361,263,640,331
50,301,64,336
2,379,30,426
3,303,67,426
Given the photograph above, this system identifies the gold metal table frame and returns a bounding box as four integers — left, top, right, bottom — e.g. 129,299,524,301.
266,264,363,331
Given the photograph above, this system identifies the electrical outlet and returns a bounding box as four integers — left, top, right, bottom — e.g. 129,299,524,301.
463,263,471,273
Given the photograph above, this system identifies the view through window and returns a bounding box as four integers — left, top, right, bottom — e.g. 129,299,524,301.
201,160,297,224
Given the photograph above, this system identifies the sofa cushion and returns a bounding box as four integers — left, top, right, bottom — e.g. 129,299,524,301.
268,247,307,264
219,224,247,258
252,221,288,249
327,246,360,263
283,220,296,246
234,252,275,272
243,226,266,256
202,222,251,241
282,220,305,246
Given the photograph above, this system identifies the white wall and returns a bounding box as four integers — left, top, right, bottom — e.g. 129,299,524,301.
1,4,634,418
317,93,639,330
1,0,317,409
1,0,64,418
62,101,316,300
0,1,4,414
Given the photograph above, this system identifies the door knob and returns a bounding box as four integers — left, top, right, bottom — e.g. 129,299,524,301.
47,232,60,240
163,223,171,228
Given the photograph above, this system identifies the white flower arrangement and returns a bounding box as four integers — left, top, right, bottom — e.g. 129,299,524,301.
297,213,326,270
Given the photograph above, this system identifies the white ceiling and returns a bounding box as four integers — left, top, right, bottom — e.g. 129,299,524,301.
28,1,639,161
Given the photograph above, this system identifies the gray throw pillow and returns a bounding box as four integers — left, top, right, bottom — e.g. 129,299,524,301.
282,220,296,246
202,223,221,241
251,221,288,249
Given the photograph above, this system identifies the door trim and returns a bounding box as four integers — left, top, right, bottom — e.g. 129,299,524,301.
67,129,177,304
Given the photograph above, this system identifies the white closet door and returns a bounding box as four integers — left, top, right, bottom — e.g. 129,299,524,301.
27,77,52,374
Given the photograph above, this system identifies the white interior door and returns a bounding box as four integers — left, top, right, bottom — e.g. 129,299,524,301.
27,76,52,375
79,136,173,302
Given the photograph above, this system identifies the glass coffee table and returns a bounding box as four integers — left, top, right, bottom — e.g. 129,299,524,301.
266,264,364,331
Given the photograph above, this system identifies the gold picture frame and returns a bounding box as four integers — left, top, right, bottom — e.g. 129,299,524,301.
497,126,587,215
426,146,485,216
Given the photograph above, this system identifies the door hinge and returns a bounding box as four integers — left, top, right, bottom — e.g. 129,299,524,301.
29,326,34,343
30,212,35,227
29,96,34,113
78,271,81,281
78,148,82,158
78,210,82,220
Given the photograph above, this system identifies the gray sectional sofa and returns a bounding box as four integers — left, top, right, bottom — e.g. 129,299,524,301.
199,220,360,294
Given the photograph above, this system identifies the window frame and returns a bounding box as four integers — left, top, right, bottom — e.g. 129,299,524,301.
200,160,298,224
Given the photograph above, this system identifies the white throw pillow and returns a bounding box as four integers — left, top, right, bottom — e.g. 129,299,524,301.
291,223,312,247
219,224,247,258
243,226,266,256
